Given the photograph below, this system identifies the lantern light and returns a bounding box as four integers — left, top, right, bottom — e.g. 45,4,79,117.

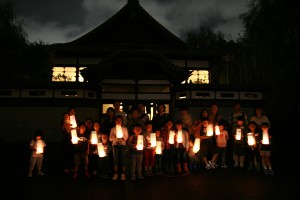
177,130,183,143
116,125,123,138
70,115,77,128
97,143,106,157
262,131,269,144
193,138,200,153
91,131,98,144
235,128,242,140
71,129,78,144
137,135,144,150
156,141,162,154
150,133,156,147
215,125,220,135
207,124,214,136
36,140,43,154
169,131,175,144
247,133,256,146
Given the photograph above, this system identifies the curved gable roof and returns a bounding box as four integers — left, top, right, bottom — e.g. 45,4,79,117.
67,0,188,50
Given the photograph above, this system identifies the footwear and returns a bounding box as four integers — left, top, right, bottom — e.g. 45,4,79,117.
221,163,228,168
112,173,118,180
234,162,239,167
37,171,45,176
269,169,274,176
205,164,211,170
137,176,144,180
120,173,126,180
28,172,33,178
208,160,216,169
264,169,269,175
131,176,136,181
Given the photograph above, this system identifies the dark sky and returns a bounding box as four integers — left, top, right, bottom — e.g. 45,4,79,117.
12,0,249,44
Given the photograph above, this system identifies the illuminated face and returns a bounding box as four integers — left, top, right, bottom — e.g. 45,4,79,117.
133,126,142,135
155,130,161,137
145,124,152,132
115,117,123,125
79,125,86,134
94,122,100,131
248,124,256,131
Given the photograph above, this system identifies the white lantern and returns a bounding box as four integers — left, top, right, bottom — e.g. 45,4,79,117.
193,138,200,153
206,124,214,136
215,125,220,135
177,130,183,143
70,115,77,128
235,128,241,140
262,131,269,144
150,133,156,147
247,133,256,146
90,131,98,144
137,135,144,150
71,129,78,144
36,140,43,154
168,131,175,144
116,125,123,138
97,143,106,157
156,141,162,154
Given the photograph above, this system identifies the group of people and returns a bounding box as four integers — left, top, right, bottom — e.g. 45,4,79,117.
27,102,275,179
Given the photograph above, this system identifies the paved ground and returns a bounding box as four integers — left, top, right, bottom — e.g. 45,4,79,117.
2,141,296,200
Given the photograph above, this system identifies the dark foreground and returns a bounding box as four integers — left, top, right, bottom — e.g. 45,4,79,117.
3,142,296,200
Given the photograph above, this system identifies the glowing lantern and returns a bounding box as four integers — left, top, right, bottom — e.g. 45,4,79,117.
137,135,144,150
235,128,241,140
247,133,256,146
70,115,77,128
36,140,43,154
150,133,156,147
90,131,98,144
97,143,106,157
71,129,78,144
156,141,162,154
177,130,183,143
262,131,269,144
168,131,175,144
193,138,200,153
215,125,220,135
116,125,123,138
206,124,214,136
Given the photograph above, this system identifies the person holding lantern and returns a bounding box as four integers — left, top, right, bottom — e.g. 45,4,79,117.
232,116,247,168
109,115,129,180
162,119,176,174
72,122,90,179
27,130,46,178
154,129,164,175
245,121,261,172
174,120,190,174
259,122,274,175
215,120,229,168
142,121,156,177
128,123,146,180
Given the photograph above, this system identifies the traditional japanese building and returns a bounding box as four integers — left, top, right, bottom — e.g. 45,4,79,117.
0,0,263,142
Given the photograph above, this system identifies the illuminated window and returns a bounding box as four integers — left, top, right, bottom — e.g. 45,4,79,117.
183,70,209,84
52,67,86,82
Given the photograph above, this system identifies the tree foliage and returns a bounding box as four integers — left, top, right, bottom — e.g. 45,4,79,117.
0,0,53,83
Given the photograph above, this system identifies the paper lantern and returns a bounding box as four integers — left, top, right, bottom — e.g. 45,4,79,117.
177,130,183,143
206,124,214,136
90,131,98,144
71,129,78,144
137,135,144,150
97,143,106,157
36,140,43,154
156,141,162,154
215,125,220,135
235,128,241,140
70,115,77,128
193,138,200,153
116,125,123,138
262,131,269,144
168,131,175,144
150,133,156,147
247,133,256,146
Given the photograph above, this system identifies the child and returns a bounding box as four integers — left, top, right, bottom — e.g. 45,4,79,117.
128,123,145,180
109,115,129,180
72,122,90,179
142,121,155,177
89,120,102,176
215,120,229,168
98,134,112,179
28,130,46,177
162,119,176,174
174,120,190,174
198,119,219,169
154,129,164,175
232,116,247,168
245,121,261,172
259,122,274,175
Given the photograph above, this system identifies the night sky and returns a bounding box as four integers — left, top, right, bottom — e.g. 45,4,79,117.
12,0,248,44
